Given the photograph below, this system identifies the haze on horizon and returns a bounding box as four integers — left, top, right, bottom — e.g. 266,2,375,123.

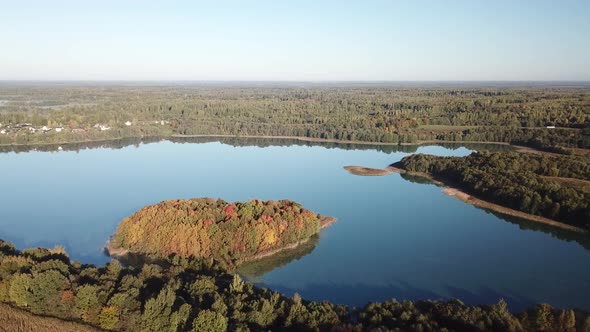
1,0,589,82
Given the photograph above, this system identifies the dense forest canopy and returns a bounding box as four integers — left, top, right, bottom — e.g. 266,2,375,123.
1,239,588,332
0,85,588,149
110,198,332,269
397,152,590,229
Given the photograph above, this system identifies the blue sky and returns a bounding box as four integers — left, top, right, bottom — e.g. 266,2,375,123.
1,0,588,81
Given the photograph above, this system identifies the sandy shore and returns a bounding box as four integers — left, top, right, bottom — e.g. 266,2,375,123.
320,216,337,229
343,166,394,176
239,217,335,262
246,238,311,261
441,187,585,233
380,164,587,234
104,238,129,258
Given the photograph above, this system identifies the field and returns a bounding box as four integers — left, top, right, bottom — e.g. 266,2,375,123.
0,303,103,332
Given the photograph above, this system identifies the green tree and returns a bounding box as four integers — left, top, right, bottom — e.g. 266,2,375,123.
9,273,32,307
191,309,228,332
141,285,177,332
99,305,120,330
74,285,100,323
229,274,244,294
27,270,70,314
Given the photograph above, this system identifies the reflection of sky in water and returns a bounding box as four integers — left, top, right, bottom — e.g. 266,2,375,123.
0,140,589,311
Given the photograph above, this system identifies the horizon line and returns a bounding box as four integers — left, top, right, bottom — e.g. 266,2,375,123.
1,79,590,82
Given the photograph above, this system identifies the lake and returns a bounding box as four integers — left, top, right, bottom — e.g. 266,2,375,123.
0,137,588,312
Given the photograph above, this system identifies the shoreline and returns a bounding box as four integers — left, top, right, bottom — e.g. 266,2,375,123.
319,216,337,229
383,165,587,234
441,187,585,233
343,166,395,176
103,238,129,258
245,238,312,262
3,133,587,156
0,135,143,148
0,133,527,149
174,135,521,148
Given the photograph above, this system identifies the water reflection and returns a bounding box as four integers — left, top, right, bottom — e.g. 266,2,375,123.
261,280,537,312
489,212,590,251
0,136,515,154
398,172,590,252
238,235,320,280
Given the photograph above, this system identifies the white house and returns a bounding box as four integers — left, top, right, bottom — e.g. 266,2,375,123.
0,129,6,134
95,124,111,131
546,126,555,129
55,127,63,133
125,121,132,126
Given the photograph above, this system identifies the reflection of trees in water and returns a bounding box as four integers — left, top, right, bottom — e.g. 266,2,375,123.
486,210,590,251
437,142,516,152
237,235,320,280
0,136,163,153
399,172,436,185
398,172,590,252
171,136,422,154
0,135,517,154
111,233,322,278
0,136,423,154
109,233,322,279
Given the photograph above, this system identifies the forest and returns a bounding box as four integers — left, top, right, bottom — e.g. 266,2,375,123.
396,152,590,229
0,84,589,150
1,239,588,332
110,198,332,269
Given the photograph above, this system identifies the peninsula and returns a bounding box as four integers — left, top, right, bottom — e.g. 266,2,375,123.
343,165,396,176
392,151,590,232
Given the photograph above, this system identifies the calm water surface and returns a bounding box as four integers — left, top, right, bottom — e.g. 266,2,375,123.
0,138,589,311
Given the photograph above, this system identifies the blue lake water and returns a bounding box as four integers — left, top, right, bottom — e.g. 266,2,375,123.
0,138,589,311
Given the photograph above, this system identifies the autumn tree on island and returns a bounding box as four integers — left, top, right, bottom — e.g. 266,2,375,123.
109,198,334,269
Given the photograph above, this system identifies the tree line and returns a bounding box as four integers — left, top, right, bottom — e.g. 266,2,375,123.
1,239,588,331
0,85,588,149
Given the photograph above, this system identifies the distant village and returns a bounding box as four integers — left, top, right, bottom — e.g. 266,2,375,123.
0,120,169,135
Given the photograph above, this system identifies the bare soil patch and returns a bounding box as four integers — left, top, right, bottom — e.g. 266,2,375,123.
442,187,585,233
343,166,393,176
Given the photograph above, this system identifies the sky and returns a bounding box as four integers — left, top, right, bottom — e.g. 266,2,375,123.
0,0,589,81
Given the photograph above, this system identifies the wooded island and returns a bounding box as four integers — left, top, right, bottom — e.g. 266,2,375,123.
108,198,335,269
